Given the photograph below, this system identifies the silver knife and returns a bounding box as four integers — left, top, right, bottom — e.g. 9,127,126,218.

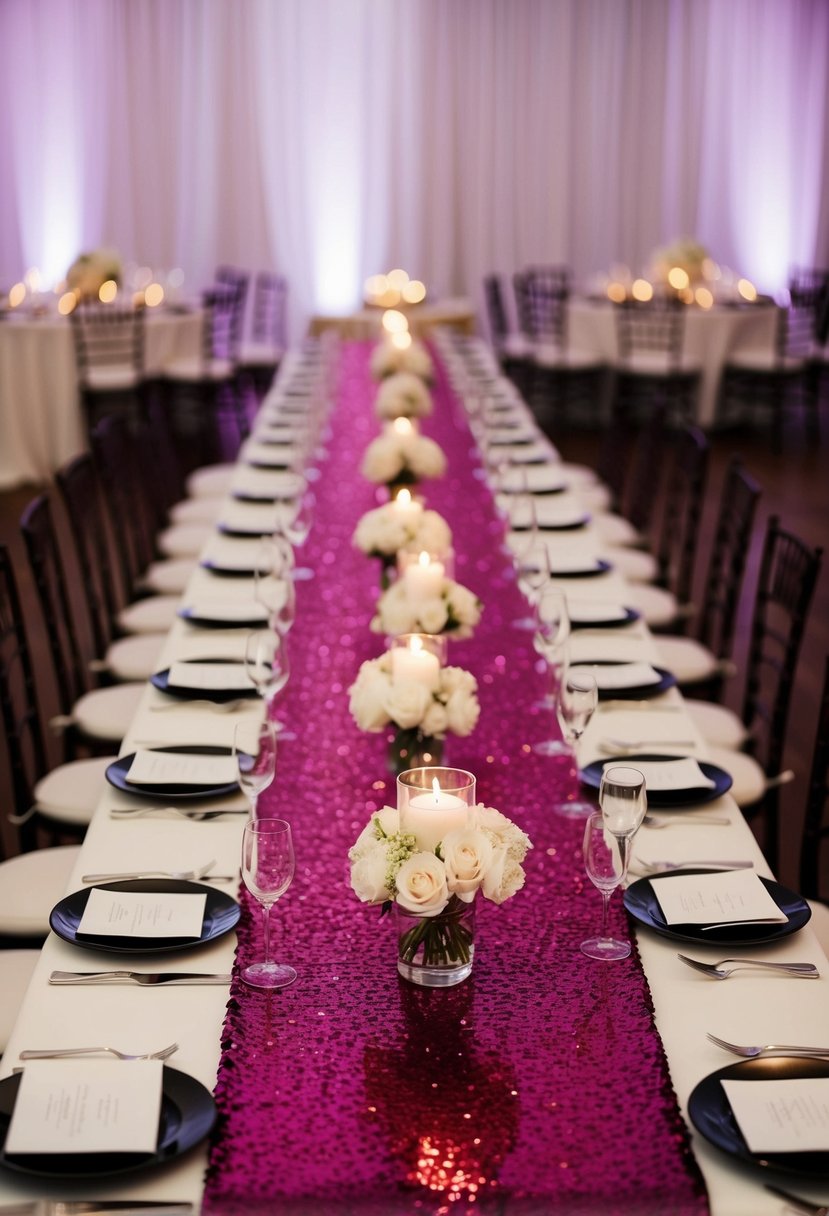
50,970,232,986
0,1205,194,1216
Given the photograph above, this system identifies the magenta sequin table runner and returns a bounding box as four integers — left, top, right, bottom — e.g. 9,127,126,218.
202,343,708,1215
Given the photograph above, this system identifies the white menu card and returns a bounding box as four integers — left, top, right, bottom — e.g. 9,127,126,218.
6,1059,163,1154
722,1077,829,1152
606,757,716,792
167,661,250,691
570,662,662,690
126,749,237,786
652,869,787,926
78,887,208,938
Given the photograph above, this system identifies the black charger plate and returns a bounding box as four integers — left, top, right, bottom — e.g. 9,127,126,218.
624,870,810,946
688,1056,829,1178
49,878,240,954
570,661,676,699
150,658,258,703
0,1066,216,1179
106,744,241,801
580,754,732,806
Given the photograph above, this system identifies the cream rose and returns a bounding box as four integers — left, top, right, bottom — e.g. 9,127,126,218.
395,852,449,915
350,848,391,903
418,598,450,635
361,436,404,483
482,846,527,904
421,699,449,738
440,828,493,902
348,663,391,732
445,687,481,736
375,372,433,420
472,806,533,862
383,680,432,730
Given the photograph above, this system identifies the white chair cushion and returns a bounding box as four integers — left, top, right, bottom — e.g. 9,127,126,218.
170,497,224,525
73,682,145,743
727,350,804,373
118,594,180,634
105,633,166,682
164,357,234,382
186,464,235,499
652,636,720,685
575,482,613,513
618,352,700,376
499,334,533,360
239,341,283,367
534,344,603,371
0,846,81,937
602,547,659,583
591,512,643,547
622,583,680,629
158,523,212,559
704,745,766,807
0,950,40,1051
34,756,111,826
85,365,141,391
140,558,196,596
683,699,750,750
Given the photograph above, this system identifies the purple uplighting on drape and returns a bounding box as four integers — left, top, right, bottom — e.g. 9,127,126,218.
201,342,709,1215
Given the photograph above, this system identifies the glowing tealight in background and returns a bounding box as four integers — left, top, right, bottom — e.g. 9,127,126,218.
631,278,653,302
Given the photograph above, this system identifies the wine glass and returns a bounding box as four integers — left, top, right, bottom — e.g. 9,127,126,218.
233,720,277,817
275,487,315,580
514,533,549,632
245,630,294,738
533,586,570,707
553,671,599,815
581,811,632,961
255,561,296,636
599,765,648,839
240,817,296,989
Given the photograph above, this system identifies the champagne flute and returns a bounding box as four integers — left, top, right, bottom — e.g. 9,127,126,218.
514,533,549,632
533,586,571,708
554,671,599,815
600,765,648,839
581,811,632,961
233,720,277,817
240,817,296,989
255,561,296,636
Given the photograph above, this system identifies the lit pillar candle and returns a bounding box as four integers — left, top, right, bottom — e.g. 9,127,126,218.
407,777,468,850
390,635,440,691
390,487,423,528
390,415,419,437
403,550,445,601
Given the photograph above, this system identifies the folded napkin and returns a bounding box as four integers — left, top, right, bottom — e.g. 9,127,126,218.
230,466,303,500
167,661,251,691
570,661,661,689
568,599,629,624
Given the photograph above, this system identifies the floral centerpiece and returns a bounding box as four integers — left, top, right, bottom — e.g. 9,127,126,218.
66,248,122,298
360,427,447,488
371,575,481,640
349,800,532,984
650,237,710,287
349,655,480,772
370,338,434,383
375,371,433,421
353,500,451,588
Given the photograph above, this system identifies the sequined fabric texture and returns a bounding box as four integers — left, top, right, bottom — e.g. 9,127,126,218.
202,343,709,1215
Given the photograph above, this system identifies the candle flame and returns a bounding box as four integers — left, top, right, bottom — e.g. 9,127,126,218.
410,636,424,654
418,550,430,567
396,488,412,506
431,776,441,802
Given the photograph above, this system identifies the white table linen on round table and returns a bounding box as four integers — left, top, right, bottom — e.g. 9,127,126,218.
568,298,779,426
0,308,202,488
2,346,829,1215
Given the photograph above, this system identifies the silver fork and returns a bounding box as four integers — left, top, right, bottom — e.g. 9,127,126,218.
110,805,248,821
634,858,754,874
707,1031,829,1058
20,1042,179,1062
600,737,697,755
677,954,820,980
642,814,730,830
81,860,237,882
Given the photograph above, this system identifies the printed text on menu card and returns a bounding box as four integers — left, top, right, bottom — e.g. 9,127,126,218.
653,869,787,926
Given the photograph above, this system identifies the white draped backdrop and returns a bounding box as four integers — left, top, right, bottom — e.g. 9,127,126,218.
1,0,827,330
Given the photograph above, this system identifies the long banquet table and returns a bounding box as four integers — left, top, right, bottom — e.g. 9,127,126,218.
2,336,829,1215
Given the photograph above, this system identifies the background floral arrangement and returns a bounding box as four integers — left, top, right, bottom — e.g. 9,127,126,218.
370,339,434,383
353,503,451,562
66,248,122,297
360,430,447,486
649,237,710,285
349,655,480,740
349,802,532,911
375,371,433,420
371,576,482,639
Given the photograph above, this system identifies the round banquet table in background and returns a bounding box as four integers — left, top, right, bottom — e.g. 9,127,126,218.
0,306,202,489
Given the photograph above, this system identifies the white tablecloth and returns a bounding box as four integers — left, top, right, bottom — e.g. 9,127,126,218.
0,308,202,488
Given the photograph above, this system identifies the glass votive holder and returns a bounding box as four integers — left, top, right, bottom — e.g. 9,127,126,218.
388,633,447,689
397,766,476,851
397,545,455,583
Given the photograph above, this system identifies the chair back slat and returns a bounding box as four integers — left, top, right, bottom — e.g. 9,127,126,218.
697,457,761,662
656,426,709,609
56,454,118,655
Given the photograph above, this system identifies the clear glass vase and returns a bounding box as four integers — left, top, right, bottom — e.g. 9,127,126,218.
388,728,444,776
395,895,475,987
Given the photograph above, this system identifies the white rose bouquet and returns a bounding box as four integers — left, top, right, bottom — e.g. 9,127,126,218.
650,237,710,286
375,372,433,420
66,248,122,298
371,576,482,640
353,504,452,563
360,430,447,487
349,802,533,968
348,654,480,742
370,339,434,383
